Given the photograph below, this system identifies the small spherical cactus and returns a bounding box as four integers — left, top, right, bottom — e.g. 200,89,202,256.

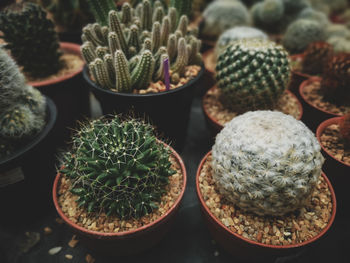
282,0,310,15
215,39,291,113
302,42,333,75
212,111,324,216
297,7,329,27
339,113,350,145
258,0,285,24
61,116,176,219
282,19,326,54
215,26,268,58
327,37,350,54
201,0,250,40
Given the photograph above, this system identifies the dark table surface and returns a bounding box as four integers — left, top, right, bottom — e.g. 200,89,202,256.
0,97,348,263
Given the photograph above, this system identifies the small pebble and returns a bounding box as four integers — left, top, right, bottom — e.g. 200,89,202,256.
44,227,52,235
48,247,62,255
65,254,73,260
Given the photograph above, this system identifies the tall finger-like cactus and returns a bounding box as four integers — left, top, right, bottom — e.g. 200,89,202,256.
60,116,175,219
170,0,192,22
81,0,202,93
86,0,116,26
0,2,62,78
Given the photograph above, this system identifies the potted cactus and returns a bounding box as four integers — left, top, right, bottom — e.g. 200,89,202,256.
299,53,350,131
53,115,186,256
289,42,333,97
202,39,303,136
196,111,336,261
0,2,89,144
82,0,204,150
0,48,57,221
316,113,350,213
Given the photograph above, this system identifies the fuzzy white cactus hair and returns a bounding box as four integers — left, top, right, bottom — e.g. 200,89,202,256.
212,111,324,216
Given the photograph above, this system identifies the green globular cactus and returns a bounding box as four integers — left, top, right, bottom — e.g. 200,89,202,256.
215,39,291,113
86,0,116,26
258,0,284,24
60,116,175,218
327,37,350,54
212,110,324,216
81,0,202,92
297,7,329,27
170,0,192,21
201,0,250,40
282,19,326,54
0,48,46,159
0,2,62,78
282,0,310,15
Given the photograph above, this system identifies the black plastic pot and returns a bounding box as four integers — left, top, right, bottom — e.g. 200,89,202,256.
83,65,204,151
0,97,57,223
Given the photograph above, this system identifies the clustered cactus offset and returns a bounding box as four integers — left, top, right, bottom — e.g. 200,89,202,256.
0,2,62,78
215,39,291,113
60,116,175,218
212,111,324,216
302,42,333,75
81,0,202,92
0,48,46,159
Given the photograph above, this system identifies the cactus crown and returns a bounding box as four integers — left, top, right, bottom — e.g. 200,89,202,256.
302,42,333,75
212,110,324,216
0,48,46,159
339,113,350,145
321,53,350,106
0,2,62,78
81,0,202,93
60,115,175,219
215,39,291,113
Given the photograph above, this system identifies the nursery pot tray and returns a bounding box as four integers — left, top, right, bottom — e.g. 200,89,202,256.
0,97,57,221
83,65,204,151
28,42,89,145
53,143,187,256
196,151,336,262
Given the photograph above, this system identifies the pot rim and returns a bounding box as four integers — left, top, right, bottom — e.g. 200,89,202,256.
289,54,313,79
316,116,350,168
202,86,303,130
28,42,84,87
196,151,337,250
299,77,343,117
83,63,205,98
0,97,57,166
52,142,187,238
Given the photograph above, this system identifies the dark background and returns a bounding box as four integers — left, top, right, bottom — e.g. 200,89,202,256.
0,97,348,263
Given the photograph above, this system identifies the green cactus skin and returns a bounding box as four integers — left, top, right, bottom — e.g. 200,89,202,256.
258,0,284,24
212,111,324,216
86,0,116,26
0,2,62,78
297,7,329,27
216,39,291,113
170,0,192,21
121,2,132,25
131,51,155,90
81,0,202,92
60,116,175,218
282,19,326,54
115,50,132,93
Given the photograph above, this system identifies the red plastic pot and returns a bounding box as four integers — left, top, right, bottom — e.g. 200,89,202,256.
316,117,350,215
299,77,342,132
53,143,187,256
196,151,337,262
289,54,312,99
202,86,303,137
29,42,89,145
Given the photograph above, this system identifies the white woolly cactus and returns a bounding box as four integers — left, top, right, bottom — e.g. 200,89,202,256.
212,111,325,216
201,0,250,40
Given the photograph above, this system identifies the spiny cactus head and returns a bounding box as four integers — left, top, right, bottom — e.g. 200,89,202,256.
297,7,329,27
60,115,175,219
339,113,350,145
216,39,291,113
302,42,333,75
258,0,285,24
212,110,324,216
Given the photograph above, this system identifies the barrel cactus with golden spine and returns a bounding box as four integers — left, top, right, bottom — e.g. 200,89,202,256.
212,110,324,216
60,116,175,218
215,39,291,113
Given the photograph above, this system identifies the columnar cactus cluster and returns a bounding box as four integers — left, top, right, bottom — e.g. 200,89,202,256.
81,0,202,92
321,53,350,106
212,111,324,216
86,0,116,26
170,0,192,20
0,2,62,78
201,0,250,40
302,42,333,75
215,39,291,113
340,113,350,145
282,19,326,54
60,116,175,218
0,48,46,159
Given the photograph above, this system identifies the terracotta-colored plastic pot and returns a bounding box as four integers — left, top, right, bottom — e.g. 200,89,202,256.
202,86,303,137
29,42,89,145
299,77,342,132
316,117,350,215
53,143,187,256
196,151,337,262
289,54,312,99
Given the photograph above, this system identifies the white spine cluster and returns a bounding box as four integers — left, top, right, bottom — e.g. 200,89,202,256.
212,111,324,216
